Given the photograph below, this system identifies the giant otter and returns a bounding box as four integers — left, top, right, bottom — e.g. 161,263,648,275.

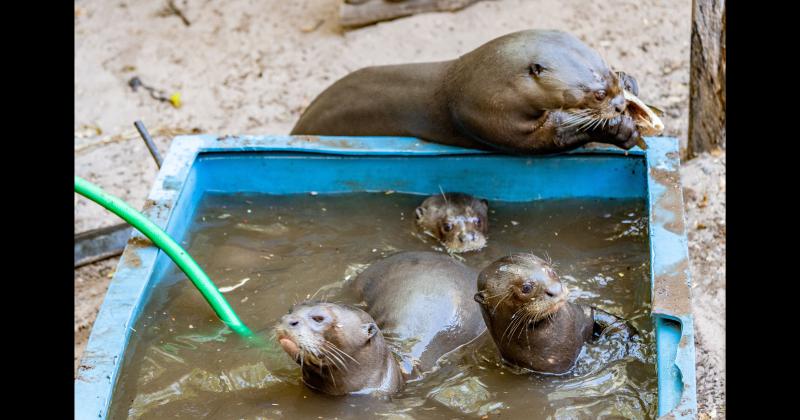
473,253,635,374
276,252,485,395
292,29,643,154
275,302,404,396
414,192,489,253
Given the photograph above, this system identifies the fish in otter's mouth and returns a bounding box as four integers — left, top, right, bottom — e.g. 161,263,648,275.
561,89,665,150
623,89,665,147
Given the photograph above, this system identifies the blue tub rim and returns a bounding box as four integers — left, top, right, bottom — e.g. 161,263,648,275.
74,135,697,419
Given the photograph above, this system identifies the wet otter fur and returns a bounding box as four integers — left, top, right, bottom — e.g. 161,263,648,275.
474,253,635,374
415,192,489,253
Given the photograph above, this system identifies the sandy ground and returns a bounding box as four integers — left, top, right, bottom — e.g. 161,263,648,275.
74,0,724,417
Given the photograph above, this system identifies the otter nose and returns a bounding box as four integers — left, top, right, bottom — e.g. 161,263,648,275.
461,232,477,242
611,96,626,114
284,315,301,328
545,282,563,298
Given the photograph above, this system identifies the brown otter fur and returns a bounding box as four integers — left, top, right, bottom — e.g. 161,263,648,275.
474,253,634,374
292,29,642,154
415,192,489,253
275,302,403,396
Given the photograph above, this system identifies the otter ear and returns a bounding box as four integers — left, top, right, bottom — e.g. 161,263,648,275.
362,322,378,340
480,198,489,209
415,207,425,219
474,292,487,305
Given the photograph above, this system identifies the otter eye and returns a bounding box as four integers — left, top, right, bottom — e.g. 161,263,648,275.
594,90,607,101
475,219,482,227
521,284,533,294
442,222,453,232
529,63,545,77
311,315,325,323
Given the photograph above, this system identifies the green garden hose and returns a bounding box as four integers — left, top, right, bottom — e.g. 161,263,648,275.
75,176,253,337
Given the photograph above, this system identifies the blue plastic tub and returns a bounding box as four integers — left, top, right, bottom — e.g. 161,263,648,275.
74,135,697,419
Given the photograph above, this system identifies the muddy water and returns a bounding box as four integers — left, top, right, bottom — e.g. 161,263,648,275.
108,193,655,419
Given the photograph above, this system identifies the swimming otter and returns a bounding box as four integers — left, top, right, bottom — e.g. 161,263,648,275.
352,251,486,377
275,302,404,396
414,193,489,253
473,253,635,374
276,252,486,395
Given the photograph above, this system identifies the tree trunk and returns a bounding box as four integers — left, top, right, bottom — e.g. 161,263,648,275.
688,0,726,158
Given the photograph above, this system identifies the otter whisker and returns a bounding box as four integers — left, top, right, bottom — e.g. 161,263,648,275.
318,345,345,367
491,290,512,315
561,113,593,129
502,306,529,344
509,311,527,341
326,363,337,387
562,110,594,122
594,117,606,130
508,309,530,343
328,345,358,365
576,118,594,132
320,347,348,372
541,250,553,266
323,341,359,365
518,311,536,342
481,289,510,300
588,117,602,132
500,307,524,343
438,186,448,205
325,351,351,371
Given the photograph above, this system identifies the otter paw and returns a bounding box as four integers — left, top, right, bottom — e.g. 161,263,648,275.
603,115,640,150
616,71,639,96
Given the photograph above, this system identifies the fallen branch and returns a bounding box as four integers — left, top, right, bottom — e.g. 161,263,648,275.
340,0,482,28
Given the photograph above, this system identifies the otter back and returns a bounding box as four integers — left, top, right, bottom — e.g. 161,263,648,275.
352,251,486,376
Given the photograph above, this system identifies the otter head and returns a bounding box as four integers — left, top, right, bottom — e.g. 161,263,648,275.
474,253,569,327
414,192,488,253
474,254,598,374
448,30,630,140
275,302,401,396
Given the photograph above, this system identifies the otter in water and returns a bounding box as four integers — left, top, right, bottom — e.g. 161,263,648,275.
275,302,404,396
275,252,485,395
414,192,489,253
352,251,486,377
473,253,635,374
292,29,645,154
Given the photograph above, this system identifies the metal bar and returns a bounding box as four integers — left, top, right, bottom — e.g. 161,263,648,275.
134,120,163,168
74,223,132,268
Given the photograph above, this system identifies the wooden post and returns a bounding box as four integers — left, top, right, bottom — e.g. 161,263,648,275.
688,0,726,158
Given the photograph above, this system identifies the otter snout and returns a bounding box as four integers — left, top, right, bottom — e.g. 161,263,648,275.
284,314,301,328
458,231,481,244
447,228,486,253
610,95,626,114
545,281,563,298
